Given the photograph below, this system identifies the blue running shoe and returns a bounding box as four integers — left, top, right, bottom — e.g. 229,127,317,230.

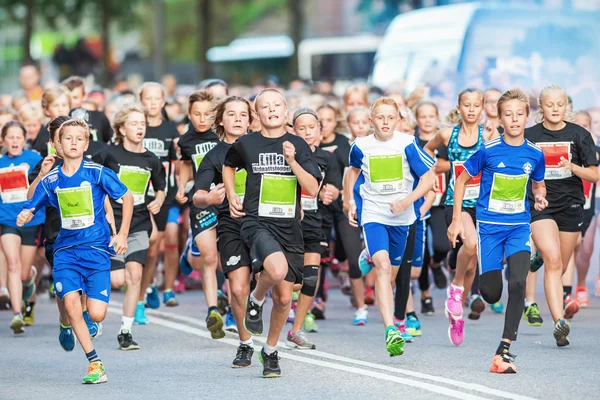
225,311,238,333
83,310,99,338
59,323,75,351
394,320,414,343
406,315,422,337
179,239,194,276
491,301,504,313
352,306,368,326
22,266,37,301
134,301,149,325
146,285,160,309
163,289,179,307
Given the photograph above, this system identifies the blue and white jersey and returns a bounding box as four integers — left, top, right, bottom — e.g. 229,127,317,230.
464,136,545,225
24,160,128,254
349,131,434,226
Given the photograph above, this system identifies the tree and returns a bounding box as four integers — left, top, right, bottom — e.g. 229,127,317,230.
288,0,304,80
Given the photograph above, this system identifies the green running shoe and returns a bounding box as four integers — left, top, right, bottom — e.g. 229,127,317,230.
523,303,543,326
82,361,107,384
385,328,405,357
10,314,25,334
303,313,318,333
207,310,225,339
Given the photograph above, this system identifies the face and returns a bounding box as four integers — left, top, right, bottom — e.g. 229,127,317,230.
49,134,65,158
189,101,213,132
348,112,370,139
12,97,28,111
46,94,71,119
141,86,165,118
371,104,398,140
397,117,414,135
59,126,89,159
589,109,600,140
22,118,42,138
457,92,483,124
164,102,182,121
317,107,337,138
540,90,567,125
573,114,592,132
484,90,501,119
221,101,250,139
3,126,26,156
208,85,228,101
345,92,367,112
416,104,438,134
294,114,320,147
499,99,529,138
19,66,40,91
255,91,287,130
69,86,85,109
105,103,118,124
121,111,146,144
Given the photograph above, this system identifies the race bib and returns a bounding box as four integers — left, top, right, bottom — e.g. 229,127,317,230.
47,142,57,155
148,161,169,198
258,174,297,218
488,173,528,214
0,165,29,204
118,166,151,206
301,172,325,211
538,142,572,180
368,154,404,194
583,179,593,210
453,161,481,200
56,186,95,230
234,169,247,202
433,173,446,207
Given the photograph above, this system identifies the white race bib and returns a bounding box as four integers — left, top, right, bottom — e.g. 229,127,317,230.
258,174,297,218
56,186,95,230
538,142,572,180
368,154,404,194
488,173,528,214
0,165,29,204
118,166,151,206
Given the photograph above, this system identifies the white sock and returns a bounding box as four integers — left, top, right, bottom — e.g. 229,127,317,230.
250,291,265,306
263,343,277,355
525,301,533,308
240,338,253,346
121,316,134,333
451,283,464,291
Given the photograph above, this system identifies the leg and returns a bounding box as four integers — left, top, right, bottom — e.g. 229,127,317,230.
576,219,596,287
559,231,582,319
123,261,143,319
291,252,320,335
335,216,365,310
163,221,180,292
140,221,163,303
267,280,295,348
228,267,251,341
195,228,219,309
2,234,24,314
452,211,478,287
64,292,94,353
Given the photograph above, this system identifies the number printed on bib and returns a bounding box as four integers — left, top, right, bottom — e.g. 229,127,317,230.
488,173,528,214
118,166,151,205
258,174,297,218
56,186,95,229
453,161,481,200
368,154,404,194
538,142,572,180
0,165,29,204
234,169,247,202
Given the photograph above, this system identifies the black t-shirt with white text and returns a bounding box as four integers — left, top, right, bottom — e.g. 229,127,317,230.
178,127,220,193
143,120,179,200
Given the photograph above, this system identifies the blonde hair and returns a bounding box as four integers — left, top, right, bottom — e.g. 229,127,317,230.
18,102,43,122
443,87,483,126
112,102,148,144
138,81,167,101
535,84,569,123
343,84,369,108
188,89,214,113
370,96,400,116
254,88,287,108
58,119,90,141
346,106,370,122
405,87,428,112
399,107,417,129
497,88,530,116
0,106,18,119
41,86,71,110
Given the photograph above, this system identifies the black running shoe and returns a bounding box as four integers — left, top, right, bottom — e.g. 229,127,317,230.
259,348,281,378
244,296,264,335
232,344,254,368
468,295,486,320
553,319,570,347
118,329,140,350
217,290,229,316
432,266,448,289
421,296,435,315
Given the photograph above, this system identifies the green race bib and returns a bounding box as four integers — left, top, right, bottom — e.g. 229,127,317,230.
47,142,57,155
56,186,95,229
368,154,404,194
258,174,297,218
118,166,151,205
234,169,247,201
488,173,528,214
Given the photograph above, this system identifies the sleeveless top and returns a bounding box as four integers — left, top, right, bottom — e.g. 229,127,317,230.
445,125,484,208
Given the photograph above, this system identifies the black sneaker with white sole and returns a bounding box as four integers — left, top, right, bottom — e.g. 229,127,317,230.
244,296,264,336
259,348,281,378
232,344,254,368
421,296,435,315
118,329,140,350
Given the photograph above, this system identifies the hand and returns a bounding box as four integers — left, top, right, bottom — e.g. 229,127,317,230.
40,154,57,176
282,141,296,166
208,183,226,205
347,201,358,228
559,156,573,172
110,233,128,255
484,119,496,137
147,199,163,215
534,194,548,211
447,220,465,249
419,204,427,219
319,184,334,205
176,185,188,204
228,194,245,218
389,199,410,215
433,177,440,193
16,208,35,227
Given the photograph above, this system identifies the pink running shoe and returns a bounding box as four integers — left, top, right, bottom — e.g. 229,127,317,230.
447,313,464,346
445,284,464,317
173,275,186,294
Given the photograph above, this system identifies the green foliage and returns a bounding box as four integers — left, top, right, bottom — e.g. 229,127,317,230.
228,0,286,36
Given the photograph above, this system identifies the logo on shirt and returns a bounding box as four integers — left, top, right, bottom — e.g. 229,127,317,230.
522,162,532,174
195,142,216,156
226,255,241,266
143,138,167,157
497,162,505,168
252,153,291,173
45,174,58,184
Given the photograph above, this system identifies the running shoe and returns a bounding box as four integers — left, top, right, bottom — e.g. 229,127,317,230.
394,320,414,343
340,272,352,296
364,287,375,306
446,312,464,346
22,266,37,301
530,251,544,272
311,297,326,320
10,314,25,334
490,351,517,374
421,296,435,315
287,330,316,349
358,249,373,276
59,323,75,351
118,329,140,350
385,328,405,357
23,302,35,326
163,289,179,307
82,361,107,384
445,284,464,317
432,266,448,289
259,348,281,378
179,239,194,276
303,313,318,333
553,319,570,347
173,275,186,294
217,290,229,316
232,343,254,368
330,258,341,277
575,286,589,308
490,301,504,313
48,281,56,299
468,294,485,320
0,287,9,310
287,307,295,323
353,306,368,326
83,310,100,338
563,294,580,320
207,309,225,339
406,315,422,337
244,296,264,336
523,303,543,326
134,302,149,325
146,285,160,309
225,311,238,333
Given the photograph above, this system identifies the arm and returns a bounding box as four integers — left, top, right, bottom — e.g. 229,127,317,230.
176,160,192,203
17,181,51,227
116,192,134,238
570,164,599,183
27,154,57,199
435,158,451,174
447,171,472,248
223,166,244,218
147,190,166,215
344,166,361,227
532,180,548,211
283,141,319,196
424,128,450,158
390,169,435,215
104,196,117,236
420,190,437,219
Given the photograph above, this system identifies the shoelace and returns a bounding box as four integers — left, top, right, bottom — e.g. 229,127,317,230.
501,351,516,362
236,345,252,358
264,351,280,368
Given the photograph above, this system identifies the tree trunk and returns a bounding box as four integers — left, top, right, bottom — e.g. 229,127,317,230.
22,0,35,65
196,0,213,82
288,0,304,81
152,0,166,80
101,0,111,86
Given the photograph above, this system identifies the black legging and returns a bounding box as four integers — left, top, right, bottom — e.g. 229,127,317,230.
418,235,431,292
394,223,417,321
428,207,451,263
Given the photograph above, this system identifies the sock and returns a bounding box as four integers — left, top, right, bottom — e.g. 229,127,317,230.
496,341,510,355
120,316,134,333
263,343,277,355
240,338,253,346
250,291,265,306
407,311,418,320
60,322,72,329
385,325,397,335
563,286,572,299
164,288,173,294
14,312,22,317
451,283,464,291
86,349,101,363
524,301,533,308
